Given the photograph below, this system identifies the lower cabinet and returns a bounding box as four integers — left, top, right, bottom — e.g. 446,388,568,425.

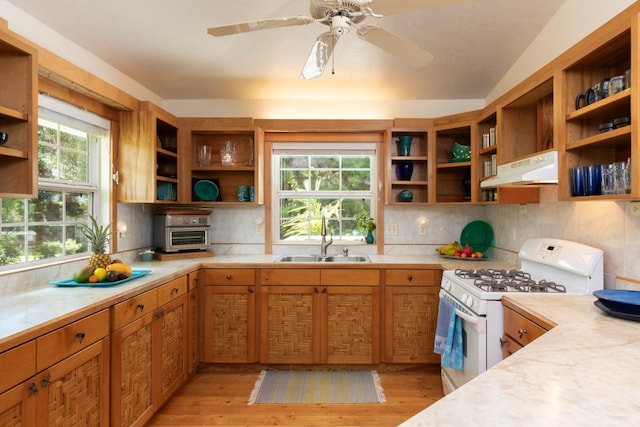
501,297,554,358
187,271,200,375
0,310,111,426
384,269,442,363
111,275,188,427
259,269,380,364
202,269,257,363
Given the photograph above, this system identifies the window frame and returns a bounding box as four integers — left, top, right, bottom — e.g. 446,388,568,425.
265,131,384,250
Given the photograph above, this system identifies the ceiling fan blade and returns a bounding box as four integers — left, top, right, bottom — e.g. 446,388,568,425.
207,16,314,37
300,32,338,80
371,0,469,16
357,25,433,67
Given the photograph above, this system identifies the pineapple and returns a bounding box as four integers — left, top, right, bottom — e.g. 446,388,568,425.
82,216,112,269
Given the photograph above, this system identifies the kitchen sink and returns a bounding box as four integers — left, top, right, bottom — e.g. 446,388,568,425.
274,255,371,263
323,256,371,263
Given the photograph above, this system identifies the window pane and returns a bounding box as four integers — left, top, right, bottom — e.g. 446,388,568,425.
60,148,88,182
0,227,27,264
66,192,91,220
311,170,339,191
30,190,63,222
342,199,370,218
65,225,86,254
281,169,310,191
2,199,25,223
31,225,63,260
342,156,371,168
281,156,308,169
60,126,88,151
342,171,371,191
38,144,58,179
311,156,339,168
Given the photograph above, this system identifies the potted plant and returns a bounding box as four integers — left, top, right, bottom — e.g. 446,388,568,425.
139,249,155,262
354,210,376,244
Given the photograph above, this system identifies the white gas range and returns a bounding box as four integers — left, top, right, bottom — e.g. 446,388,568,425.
438,238,604,394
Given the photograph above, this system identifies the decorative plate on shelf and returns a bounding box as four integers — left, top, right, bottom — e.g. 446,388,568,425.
448,157,470,163
194,179,220,201
460,220,494,253
50,269,151,287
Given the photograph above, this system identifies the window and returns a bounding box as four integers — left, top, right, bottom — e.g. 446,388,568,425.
273,141,377,243
0,96,111,268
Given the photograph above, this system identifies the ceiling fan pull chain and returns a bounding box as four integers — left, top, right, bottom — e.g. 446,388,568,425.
331,34,336,75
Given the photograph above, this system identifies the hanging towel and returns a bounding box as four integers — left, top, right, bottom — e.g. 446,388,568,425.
434,298,454,355
442,313,464,370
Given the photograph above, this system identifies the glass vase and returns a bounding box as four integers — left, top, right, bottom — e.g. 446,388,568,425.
396,162,414,181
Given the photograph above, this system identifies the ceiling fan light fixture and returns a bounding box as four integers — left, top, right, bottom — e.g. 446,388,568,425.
330,15,350,36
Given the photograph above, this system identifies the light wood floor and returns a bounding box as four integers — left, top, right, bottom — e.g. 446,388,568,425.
148,364,444,426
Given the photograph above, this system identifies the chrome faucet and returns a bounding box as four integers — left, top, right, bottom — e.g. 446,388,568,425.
320,216,333,256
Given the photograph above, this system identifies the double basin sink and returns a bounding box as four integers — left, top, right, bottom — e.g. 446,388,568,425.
274,255,371,263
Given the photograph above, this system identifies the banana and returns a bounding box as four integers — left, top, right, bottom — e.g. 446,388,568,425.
106,262,132,276
436,241,462,256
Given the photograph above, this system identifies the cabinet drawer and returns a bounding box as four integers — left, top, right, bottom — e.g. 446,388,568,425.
260,269,320,285
503,306,548,347
385,269,439,286
321,269,380,286
112,288,158,330
0,341,36,394
158,275,188,306
36,309,109,370
205,268,255,285
500,333,523,358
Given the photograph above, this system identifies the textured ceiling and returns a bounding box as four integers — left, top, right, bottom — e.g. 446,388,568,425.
9,0,566,101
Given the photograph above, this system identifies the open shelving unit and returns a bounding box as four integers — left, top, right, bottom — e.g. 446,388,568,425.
386,128,430,205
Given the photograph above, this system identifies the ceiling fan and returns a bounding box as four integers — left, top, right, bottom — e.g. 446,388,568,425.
207,0,464,80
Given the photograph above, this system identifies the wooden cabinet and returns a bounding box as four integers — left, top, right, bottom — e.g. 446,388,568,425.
202,268,257,363
384,268,442,363
111,275,188,427
118,102,179,203
433,122,473,204
187,271,200,375
501,297,555,358
0,312,110,426
259,268,380,364
386,123,431,205
180,118,261,205
0,342,36,426
561,26,633,200
0,24,37,198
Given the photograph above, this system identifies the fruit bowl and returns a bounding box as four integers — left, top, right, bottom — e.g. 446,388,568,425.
440,254,487,261
50,269,151,287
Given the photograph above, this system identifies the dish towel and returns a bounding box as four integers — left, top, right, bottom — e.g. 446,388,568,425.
433,298,464,370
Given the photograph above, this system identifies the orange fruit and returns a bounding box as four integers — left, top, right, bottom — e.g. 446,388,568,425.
88,275,98,283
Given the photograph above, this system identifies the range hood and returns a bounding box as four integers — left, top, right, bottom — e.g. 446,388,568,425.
481,150,558,188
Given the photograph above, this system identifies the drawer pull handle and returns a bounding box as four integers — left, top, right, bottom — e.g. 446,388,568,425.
407,275,413,283
28,382,38,396
518,328,527,338
499,337,506,347
248,288,254,294
172,287,179,294
314,287,319,294
226,274,232,280
322,287,327,293
41,373,51,388
155,309,166,319
137,303,145,311
76,332,86,343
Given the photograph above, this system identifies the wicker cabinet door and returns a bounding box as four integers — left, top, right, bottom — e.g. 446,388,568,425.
36,338,110,426
260,286,321,364
202,285,256,363
324,286,380,364
111,311,156,427
187,272,200,375
157,293,188,405
0,381,36,426
384,285,440,363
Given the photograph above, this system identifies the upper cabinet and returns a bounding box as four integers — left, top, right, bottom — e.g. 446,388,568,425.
0,25,37,198
179,118,262,205
118,102,179,203
561,25,633,200
386,121,431,205
433,120,473,204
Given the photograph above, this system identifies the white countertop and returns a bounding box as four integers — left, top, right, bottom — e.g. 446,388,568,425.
400,294,640,427
0,253,513,352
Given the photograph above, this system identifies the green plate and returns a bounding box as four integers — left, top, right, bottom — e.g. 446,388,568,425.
460,220,493,253
194,180,219,201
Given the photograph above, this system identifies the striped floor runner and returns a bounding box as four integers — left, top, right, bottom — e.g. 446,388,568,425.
248,370,386,404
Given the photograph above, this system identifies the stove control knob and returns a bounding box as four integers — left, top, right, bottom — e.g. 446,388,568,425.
461,293,468,304
465,298,474,308
443,280,451,291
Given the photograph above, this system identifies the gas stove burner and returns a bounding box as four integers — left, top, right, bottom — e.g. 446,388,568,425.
474,279,508,292
506,270,532,280
455,268,481,279
502,279,536,292
535,280,566,293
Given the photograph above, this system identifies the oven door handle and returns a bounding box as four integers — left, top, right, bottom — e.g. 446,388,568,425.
439,290,480,325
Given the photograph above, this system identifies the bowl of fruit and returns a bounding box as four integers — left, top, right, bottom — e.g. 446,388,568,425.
436,241,486,260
